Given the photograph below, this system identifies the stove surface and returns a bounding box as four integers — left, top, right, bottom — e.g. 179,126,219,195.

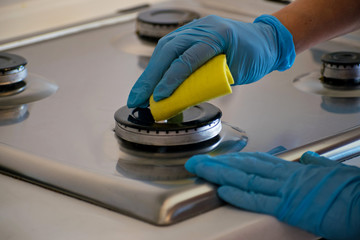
1,0,360,238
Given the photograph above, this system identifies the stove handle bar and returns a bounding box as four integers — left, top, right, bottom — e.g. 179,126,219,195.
277,125,360,162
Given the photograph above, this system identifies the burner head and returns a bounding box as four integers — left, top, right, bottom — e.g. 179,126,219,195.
114,103,222,146
136,8,200,42
321,52,360,90
0,52,28,96
114,103,247,181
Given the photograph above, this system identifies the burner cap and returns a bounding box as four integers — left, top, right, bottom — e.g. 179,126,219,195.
114,103,222,146
0,52,27,73
136,8,200,42
321,52,360,90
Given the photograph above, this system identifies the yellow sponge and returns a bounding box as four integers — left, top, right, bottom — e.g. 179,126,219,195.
149,54,234,121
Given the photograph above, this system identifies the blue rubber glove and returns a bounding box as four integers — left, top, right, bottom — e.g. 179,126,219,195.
127,14,295,108
185,151,360,240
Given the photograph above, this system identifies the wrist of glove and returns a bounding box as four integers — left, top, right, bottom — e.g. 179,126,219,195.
185,151,360,240
127,14,295,108
254,15,295,71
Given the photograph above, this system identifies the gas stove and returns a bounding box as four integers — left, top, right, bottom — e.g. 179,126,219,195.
1,0,360,238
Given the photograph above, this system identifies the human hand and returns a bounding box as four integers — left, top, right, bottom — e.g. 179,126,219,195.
127,14,295,108
185,151,360,240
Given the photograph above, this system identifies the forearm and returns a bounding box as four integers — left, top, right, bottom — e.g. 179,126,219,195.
272,0,360,53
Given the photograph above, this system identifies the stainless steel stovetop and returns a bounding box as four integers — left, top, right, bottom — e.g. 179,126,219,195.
1,0,360,231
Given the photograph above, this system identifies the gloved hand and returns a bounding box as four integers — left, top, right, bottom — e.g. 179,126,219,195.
127,14,295,108
185,151,360,240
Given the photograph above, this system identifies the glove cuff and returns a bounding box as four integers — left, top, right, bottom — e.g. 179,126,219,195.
254,14,296,71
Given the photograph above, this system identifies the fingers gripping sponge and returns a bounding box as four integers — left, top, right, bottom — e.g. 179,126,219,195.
149,54,234,121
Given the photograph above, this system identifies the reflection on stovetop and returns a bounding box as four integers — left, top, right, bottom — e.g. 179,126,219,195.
0,105,28,126
321,97,360,114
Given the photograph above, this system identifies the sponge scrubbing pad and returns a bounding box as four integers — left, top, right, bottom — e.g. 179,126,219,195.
149,54,234,121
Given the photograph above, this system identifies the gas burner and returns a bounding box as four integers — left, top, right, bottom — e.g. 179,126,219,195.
321,52,360,90
114,103,222,146
136,8,200,42
0,52,28,96
114,103,247,180
0,52,58,125
293,51,360,98
112,8,200,60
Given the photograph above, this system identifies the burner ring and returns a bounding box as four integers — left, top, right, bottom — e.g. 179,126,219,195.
114,103,222,146
0,81,27,97
0,67,28,85
116,118,222,146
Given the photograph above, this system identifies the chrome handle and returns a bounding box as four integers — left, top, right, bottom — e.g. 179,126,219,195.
277,126,360,162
